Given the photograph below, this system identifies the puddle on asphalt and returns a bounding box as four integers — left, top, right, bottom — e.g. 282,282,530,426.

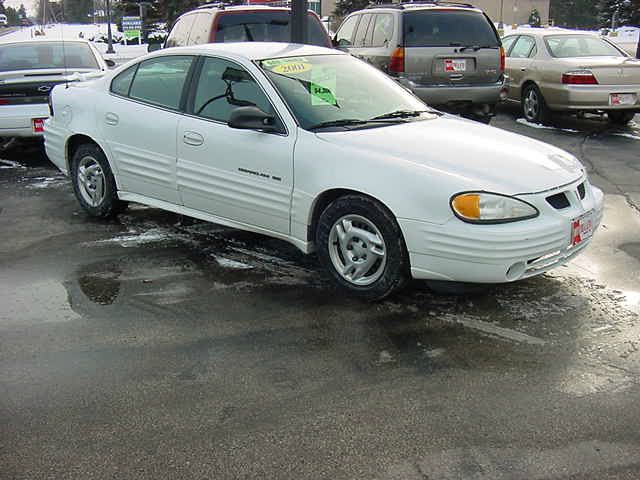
77,264,122,305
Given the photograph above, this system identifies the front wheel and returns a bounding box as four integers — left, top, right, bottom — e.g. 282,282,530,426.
522,84,551,125
608,111,636,125
70,143,126,218
316,195,409,300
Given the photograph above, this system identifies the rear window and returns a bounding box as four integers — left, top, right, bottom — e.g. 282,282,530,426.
402,10,499,48
545,35,624,58
215,11,330,47
0,42,99,72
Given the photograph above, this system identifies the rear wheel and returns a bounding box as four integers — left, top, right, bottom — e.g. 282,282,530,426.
70,143,126,218
608,111,636,125
316,195,408,300
522,84,551,125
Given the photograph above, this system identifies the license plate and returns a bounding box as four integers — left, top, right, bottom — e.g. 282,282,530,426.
444,59,466,72
609,93,635,106
32,118,46,133
570,211,594,247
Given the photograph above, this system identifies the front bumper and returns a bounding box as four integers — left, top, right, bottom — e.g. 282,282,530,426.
545,84,640,111
0,104,49,137
400,177,604,283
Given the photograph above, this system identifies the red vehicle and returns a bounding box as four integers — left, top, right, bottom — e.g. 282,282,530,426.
163,4,331,48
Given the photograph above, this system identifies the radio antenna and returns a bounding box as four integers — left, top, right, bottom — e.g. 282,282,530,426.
58,0,69,88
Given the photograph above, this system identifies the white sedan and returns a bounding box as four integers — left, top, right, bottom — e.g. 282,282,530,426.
45,43,604,299
0,39,110,144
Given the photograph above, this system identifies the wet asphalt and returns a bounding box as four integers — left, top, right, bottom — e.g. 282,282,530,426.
1,108,639,479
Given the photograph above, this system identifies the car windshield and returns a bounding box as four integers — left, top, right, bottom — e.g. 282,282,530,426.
216,12,329,47
0,42,99,72
403,10,500,48
259,54,431,130
545,35,624,57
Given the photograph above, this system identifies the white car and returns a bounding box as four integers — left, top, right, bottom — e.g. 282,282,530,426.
44,43,604,299
0,40,111,144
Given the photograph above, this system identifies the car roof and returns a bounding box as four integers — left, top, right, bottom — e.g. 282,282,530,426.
364,3,483,14
155,42,344,61
503,28,599,38
0,39,95,46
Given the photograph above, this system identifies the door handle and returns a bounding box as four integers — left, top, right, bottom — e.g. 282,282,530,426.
520,67,527,72
183,131,204,146
104,112,119,126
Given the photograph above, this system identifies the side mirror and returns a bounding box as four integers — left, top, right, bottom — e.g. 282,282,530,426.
104,58,116,68
331,36,338,48
228,106,279,133
147,43,163,53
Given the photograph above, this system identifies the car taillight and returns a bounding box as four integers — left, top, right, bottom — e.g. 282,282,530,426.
499,46,505,72
389,47,405,74
562,70,598,85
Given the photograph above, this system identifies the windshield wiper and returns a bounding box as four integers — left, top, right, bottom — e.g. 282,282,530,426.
369,109,430,121
307,118,368,130
459,44,480,52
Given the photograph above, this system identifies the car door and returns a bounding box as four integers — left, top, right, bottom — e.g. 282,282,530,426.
505,35,537,100
99,55,196,204
176,56,295,234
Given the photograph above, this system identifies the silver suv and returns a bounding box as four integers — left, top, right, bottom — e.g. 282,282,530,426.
333,2,506,122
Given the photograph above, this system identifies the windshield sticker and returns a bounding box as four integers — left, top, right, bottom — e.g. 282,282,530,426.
310,65,337,106
262,57,311,75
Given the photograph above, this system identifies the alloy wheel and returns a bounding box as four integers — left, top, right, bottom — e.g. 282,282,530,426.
77,155,106,207
524,88,540,122
328,214,387,286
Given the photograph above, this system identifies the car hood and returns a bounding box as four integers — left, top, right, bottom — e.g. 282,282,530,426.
314,115,584,194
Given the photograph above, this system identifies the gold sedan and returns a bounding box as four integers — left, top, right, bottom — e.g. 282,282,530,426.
502,29,640,125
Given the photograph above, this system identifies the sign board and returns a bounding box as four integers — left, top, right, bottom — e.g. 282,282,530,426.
122,16,141,41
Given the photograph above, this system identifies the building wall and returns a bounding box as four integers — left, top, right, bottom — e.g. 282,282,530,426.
323,0,550,27
473,0,550,26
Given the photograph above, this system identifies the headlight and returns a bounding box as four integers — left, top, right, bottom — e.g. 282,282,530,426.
450,192,539,224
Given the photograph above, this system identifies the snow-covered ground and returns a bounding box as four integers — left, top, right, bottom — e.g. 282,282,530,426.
0,23,148,63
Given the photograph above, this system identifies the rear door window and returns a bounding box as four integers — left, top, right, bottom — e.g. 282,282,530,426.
128,56,194,110
501,35,518,55
215,11,329,47
335,15,359,47
402,10,499,48
353,13,372,47
509,36,536,58
111,64,137,96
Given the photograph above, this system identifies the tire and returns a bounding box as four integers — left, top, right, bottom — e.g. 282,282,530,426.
522,84,551,125
608,111,636,125
70,143,126,218
315,194,409,300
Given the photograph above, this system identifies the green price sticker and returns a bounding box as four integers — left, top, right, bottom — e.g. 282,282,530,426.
310,65,337,106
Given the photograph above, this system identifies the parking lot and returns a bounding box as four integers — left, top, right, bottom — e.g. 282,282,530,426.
1,108,639,479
